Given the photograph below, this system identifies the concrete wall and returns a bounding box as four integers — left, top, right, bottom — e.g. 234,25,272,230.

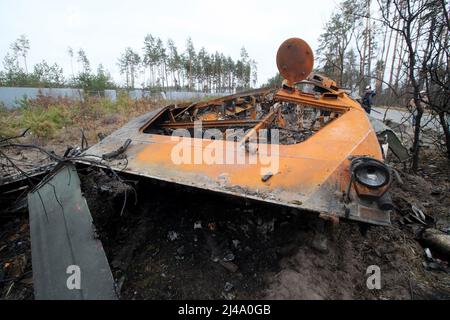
0,87,83,108
0,87,228,109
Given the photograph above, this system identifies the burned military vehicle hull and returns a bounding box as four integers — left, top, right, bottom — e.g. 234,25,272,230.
82,38,392,226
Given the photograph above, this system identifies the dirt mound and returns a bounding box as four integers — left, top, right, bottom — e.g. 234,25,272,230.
265,223,418,299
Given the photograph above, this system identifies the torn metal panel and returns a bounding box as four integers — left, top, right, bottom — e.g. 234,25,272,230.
369,116,410,162
28,163,117,300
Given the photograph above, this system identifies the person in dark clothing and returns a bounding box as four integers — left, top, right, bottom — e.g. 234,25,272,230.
362,85,376,114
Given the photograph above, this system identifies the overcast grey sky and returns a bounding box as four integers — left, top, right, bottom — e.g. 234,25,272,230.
0,0,337,86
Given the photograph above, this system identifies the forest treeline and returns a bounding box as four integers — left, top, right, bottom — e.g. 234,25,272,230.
0,35,257,93
118,36,257,92
0,35,115,92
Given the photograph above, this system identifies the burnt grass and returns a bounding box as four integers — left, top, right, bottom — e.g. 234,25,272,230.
1,148,449,299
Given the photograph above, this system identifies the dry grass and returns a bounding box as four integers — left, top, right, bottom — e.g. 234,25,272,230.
0,92,171,150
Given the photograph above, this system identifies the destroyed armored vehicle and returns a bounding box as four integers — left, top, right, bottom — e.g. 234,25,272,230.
83,38,393,226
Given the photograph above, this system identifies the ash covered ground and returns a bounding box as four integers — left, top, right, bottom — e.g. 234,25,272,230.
1,147,449,300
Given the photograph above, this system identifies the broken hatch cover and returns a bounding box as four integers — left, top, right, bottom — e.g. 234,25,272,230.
276,37,314,85
28,164,117,300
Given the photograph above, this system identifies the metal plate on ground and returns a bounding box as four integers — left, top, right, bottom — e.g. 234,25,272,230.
28,164,117,300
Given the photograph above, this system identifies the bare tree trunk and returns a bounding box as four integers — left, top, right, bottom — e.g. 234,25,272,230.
367,1,373,84
394,37,406,90
164,62,168,89
149,66,153,87
413,0,424,53
376,23,389,93
23,56,28,74
380,0,393,61
411,109,423,172
438,28,448,67
381,19,395,84
405,16,422,172
189,60,192,90
438,112,450,160
360,7,370,93
131,65,135,89
388,16,402,96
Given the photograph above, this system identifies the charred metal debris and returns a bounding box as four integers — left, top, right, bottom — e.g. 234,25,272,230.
143,88,337,145
0,37,414,299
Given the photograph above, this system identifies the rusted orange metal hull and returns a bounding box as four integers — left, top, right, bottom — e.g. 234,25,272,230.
82,86,390,226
